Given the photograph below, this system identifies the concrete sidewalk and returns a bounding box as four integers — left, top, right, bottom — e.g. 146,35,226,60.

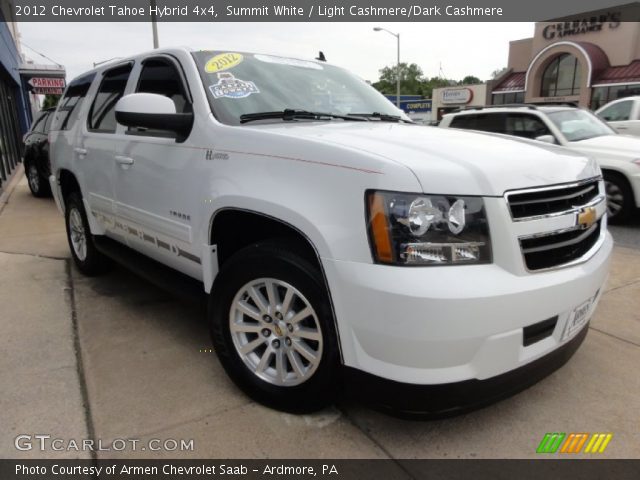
1,171,639,459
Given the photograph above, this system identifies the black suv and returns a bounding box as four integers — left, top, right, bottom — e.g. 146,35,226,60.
23,107,55,197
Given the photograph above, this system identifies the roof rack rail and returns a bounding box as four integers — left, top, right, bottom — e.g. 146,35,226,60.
452,102,580,113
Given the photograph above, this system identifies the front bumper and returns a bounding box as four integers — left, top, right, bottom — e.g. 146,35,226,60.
323,231,612,386
343,325,589,418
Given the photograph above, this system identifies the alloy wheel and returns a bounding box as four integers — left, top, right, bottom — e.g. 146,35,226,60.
229,278,323,387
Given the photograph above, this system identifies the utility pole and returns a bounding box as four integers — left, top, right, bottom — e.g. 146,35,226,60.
150,0,159,48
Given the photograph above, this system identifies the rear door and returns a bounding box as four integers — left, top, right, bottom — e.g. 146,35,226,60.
114,54,202,278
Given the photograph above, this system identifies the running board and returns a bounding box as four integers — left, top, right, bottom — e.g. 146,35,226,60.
93,236,207,308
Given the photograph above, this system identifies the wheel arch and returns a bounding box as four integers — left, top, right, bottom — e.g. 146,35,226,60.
208,207,343,361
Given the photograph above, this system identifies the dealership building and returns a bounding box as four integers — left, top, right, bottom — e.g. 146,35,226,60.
492,10,640,109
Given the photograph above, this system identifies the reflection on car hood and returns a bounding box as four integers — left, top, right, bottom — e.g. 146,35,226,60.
251,122,600,196
569,134,640,159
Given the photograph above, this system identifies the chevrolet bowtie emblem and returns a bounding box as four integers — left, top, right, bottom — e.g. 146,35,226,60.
577,207,597,229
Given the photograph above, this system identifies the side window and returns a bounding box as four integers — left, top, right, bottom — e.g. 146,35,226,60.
30,113,46,133
504,114,551,139
598,101,633,122
88,64,133,133
136,59,191,113
51,73,95,131
450,114,478,130
471,113,506,134
42,113,54,133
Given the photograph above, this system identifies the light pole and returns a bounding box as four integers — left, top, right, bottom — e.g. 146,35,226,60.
150,0,159,48
374,27,400,108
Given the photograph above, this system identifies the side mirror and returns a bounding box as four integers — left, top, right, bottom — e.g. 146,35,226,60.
535,134,556,145
115,93,193,142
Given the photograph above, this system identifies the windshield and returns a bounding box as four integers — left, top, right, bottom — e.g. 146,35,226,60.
546,109,616,142
191,51,405,125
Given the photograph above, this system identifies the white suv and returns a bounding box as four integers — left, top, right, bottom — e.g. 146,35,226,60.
440,105,640,223
49,48,612,416
596,96,640,137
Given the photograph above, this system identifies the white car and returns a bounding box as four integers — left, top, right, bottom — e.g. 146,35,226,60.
596,96,640,136
49,48,612,416
440,105,640,223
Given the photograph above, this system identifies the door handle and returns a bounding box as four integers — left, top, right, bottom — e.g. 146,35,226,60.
115,155,134,166
74,147,87,155
616,126,628,130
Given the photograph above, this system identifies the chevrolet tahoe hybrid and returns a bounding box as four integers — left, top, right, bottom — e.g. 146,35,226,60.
49,48,612,415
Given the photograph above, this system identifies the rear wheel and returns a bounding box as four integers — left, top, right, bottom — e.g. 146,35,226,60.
25,159,51,198
209,242,339,412
64,192,110,275
603,171,633,224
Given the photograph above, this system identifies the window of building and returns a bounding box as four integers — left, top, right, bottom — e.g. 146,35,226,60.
541,54,581,97
590,84,640,109
492,91,525,105
597,100,633,121
88,64,133,133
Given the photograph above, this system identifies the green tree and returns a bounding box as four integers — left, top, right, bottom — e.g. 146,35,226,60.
42,94,60,109
459,75,481,85
373,62,425,96
490,67,507,79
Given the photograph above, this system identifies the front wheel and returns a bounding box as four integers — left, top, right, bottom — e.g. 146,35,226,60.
209,242,340,412
603,171,634,224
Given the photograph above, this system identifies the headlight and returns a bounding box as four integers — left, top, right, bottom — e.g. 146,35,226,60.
366,191,492,266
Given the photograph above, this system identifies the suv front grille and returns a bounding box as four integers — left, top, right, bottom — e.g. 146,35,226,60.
507,179,600,220
520,220,601,271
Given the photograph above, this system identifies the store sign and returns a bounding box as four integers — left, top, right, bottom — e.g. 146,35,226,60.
441,88,473,104
542,13,621,40
400,100,432,113
27,77,66,95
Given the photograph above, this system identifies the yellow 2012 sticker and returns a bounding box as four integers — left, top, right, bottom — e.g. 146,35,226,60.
205,52,244,73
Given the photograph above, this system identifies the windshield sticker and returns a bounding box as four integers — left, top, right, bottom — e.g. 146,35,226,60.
209,73,259,99
204,52,244,73
254,54,323,70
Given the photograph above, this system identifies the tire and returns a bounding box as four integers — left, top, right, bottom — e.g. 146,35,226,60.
603,171,634,224
25,158,52,198
64,192,110,275
209,241,340,413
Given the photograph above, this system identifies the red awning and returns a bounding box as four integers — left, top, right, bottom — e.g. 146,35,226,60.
492,72,525,93
594,60,640,86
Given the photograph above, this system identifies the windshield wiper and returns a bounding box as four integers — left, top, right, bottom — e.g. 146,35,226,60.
347,112,412,123
240,109,367,124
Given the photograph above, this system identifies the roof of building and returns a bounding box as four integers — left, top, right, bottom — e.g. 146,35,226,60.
594,60,640,86
492,72,526,93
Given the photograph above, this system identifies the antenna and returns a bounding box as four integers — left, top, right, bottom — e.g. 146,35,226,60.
315,51,326,62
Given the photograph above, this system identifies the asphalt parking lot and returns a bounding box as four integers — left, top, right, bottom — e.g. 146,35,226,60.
1,167,639,460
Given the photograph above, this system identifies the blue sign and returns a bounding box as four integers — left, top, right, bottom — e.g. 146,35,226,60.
400,99,432,113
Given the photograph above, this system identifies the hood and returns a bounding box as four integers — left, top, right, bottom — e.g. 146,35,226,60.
249,122,599,196
569,134,640,160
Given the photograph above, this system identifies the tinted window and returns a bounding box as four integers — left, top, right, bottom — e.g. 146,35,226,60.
450,114,479,129
598,101,633,122
136,58,191,113
52,73,95,131
469,113,506,134
504,114,551,139
541,54,581,97
88,64,133,133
